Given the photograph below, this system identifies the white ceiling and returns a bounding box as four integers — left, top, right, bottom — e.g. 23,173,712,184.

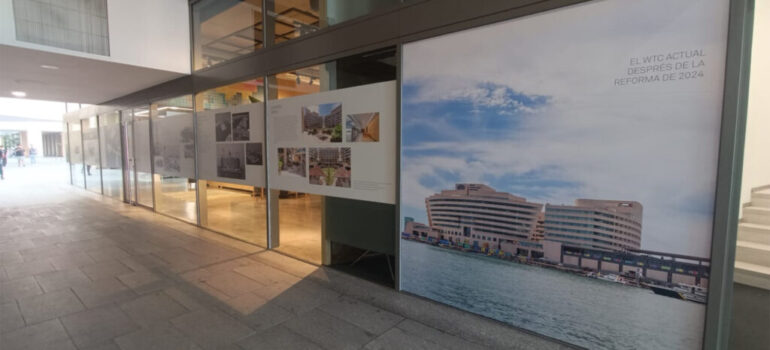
0,44,187,104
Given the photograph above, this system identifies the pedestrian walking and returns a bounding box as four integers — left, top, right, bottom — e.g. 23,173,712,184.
0,145,6,180
29,145,37,165
13,145,25,167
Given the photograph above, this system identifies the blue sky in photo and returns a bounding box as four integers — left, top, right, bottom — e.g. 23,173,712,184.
318,102,341,117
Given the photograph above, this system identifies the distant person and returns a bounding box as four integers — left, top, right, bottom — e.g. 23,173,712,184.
13,145,25,167
28,145,37,165
0,145,6,180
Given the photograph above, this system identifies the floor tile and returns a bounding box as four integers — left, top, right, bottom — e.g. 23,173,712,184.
72,277,136,308
120,291,188,326
0,275,42,303
171,309,255,350
4,259,56,280
237,326,323,350
0,319,72,350
115,324,203,350
80,260,132,280
61,305,139,348
283,308,375,350
34,268,91,292
18,288,85,324
319,296,403,335
0,302,26,333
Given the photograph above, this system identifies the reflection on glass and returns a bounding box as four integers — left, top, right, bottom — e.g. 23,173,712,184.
193,0,264,70
200,181,267,246
275,192,323,264
99,112,123,200
269,0,399,44
152,96,197,223
68,122,84,188
82,117,102,193
133,107,154,208
195,78,265,112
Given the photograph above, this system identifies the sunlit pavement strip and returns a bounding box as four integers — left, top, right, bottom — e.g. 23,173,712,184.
0,159,574,349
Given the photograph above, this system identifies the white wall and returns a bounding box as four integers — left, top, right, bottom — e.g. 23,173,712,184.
0,0,189,74
741,1,770,208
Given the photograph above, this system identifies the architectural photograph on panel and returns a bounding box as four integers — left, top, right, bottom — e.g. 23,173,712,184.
346,112,379,142
215,112,232,142
245,142,263,165
302,102,342,142
278,147,306,178
399,0,730,349
309,147,351,187
217,143,245,180
232,112,250,141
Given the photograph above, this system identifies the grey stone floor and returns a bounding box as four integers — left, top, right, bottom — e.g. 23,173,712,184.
0,171,572,349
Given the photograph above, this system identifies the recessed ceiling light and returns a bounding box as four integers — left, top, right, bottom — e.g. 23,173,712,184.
11,91,26,98
40,64,59,70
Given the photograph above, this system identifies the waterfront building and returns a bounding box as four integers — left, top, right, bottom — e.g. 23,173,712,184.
544,199,643,252
425,184,543,250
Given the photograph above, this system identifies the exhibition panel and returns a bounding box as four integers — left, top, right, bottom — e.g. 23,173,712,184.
192,0,264,70
99,111,123,200
151,96,197,223
82,116,102,194
399,0,730,349
197,94,268,246
68,122,84,188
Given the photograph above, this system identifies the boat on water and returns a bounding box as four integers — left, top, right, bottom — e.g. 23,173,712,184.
646,284,707,304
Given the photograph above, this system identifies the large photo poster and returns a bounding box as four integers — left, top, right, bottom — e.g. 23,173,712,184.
399,0,730,349
152,113,196,178
197,103,266,186
268,81,396,204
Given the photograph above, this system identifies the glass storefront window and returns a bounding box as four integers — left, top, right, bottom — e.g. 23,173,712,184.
132,106,154,208
99,112,123,200
268,0,400,45
193,0,264,70
266,48,396,268
151,96,197,223
196,78,268,246
82,117,101,194
68,122,84,188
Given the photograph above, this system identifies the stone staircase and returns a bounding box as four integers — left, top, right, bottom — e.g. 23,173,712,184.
735,186,770,290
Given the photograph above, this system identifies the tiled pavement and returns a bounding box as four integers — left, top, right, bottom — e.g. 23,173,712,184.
1,180,573,349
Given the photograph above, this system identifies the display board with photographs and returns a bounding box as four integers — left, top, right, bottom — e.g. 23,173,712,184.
267,81,396,204
197,102,265,186
152,115,196,178
399,0,730,349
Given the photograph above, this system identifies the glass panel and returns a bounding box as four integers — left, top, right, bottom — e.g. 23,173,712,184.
68,122,84,188
266,48,396,267
195,78,265,110
268,0,400,44
99,112,123,200
133,106,154,208
152,96,197,223
197,78,267,246
82,117,101,193
193,0,264,70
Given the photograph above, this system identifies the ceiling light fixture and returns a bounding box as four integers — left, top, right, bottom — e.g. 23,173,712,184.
11,91,26,98
40,64,59,70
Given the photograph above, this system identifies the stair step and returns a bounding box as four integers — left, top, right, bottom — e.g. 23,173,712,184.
738,223,770,245
743,206,770,225
736,241,770,266
734,261,770,290
750,197,770,208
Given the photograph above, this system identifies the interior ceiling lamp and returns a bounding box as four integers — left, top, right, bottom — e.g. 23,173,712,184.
11,91,26,98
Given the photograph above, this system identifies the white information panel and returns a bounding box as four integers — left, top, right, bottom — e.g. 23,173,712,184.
152,114,196,178
197,103,266,187
268,81,396,204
